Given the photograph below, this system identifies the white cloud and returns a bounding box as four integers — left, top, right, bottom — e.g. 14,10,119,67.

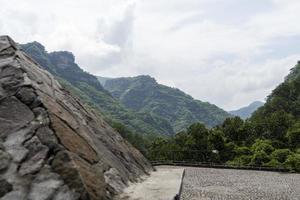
0,0,300,110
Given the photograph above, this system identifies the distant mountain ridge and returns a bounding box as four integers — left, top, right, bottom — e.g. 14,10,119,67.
22,41,231,135
230,101,264,119
102,75,232,132
98,76,112,86
21,42,174,135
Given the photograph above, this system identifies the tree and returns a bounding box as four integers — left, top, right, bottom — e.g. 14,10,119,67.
187,123,210,150
186,123,210,161
222,117,245,143
208,129,225,151
286,122,300,149
148,137,169,161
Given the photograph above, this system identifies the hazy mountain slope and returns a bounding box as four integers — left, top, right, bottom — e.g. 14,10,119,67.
98,76,112,86
0,35,151,199
103,75,232,132
21,42,174,135
230,101,264,119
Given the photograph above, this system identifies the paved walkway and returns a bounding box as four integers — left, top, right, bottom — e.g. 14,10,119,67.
180,167,300,200
116,166,184,200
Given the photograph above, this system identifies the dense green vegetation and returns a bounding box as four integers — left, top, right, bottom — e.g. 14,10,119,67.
102,75,232,132
21,42,173,135
144,117,299,172
142,63,300,172
21,41,300,172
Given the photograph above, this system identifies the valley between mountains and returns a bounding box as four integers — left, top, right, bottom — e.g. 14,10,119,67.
20,38,300,173
22,41,233,137
1,35,300,200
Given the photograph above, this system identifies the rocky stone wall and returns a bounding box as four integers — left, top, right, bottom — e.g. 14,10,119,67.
0,36,152,200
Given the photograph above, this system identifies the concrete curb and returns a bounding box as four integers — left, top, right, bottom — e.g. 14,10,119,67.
152,162,294,173
174,168,185,200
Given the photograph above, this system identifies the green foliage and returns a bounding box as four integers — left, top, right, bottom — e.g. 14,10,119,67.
284,153,300,172
103,75,232,133
251,139,274,155
222,117,246,143
286,122,300,149
271,149,292,163
208,129,225,151
250,151,271,166
264,159,282,168
187,123,210,151
234,146,252,156
227,155,252,166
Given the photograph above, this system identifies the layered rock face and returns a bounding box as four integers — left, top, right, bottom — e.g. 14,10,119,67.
0,36,152,200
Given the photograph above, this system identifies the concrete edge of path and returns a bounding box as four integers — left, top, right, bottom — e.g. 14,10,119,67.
175,168,186,200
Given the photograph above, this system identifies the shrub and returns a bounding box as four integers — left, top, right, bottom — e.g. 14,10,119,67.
251,139,274,154
264,159,282,168
235,146,252,156
228,155,252,166
271,149,292,163
284,153,300,172
250,151,271,166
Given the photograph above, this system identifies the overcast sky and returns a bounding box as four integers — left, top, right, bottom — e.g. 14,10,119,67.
1,0,300,110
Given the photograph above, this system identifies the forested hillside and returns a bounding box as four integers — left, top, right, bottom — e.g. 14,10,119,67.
20,41,300,172
103,75,232,132
230,101,264,119
21,42,173,135
147,62,300,172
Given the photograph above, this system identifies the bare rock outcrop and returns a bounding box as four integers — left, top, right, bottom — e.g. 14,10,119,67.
0,36,152,200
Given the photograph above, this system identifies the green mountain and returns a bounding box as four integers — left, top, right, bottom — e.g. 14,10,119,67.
250,61,300,143
97,76,112,86
102,75,232,132
230,101,264,119
21,42,174,135
146,62,300,171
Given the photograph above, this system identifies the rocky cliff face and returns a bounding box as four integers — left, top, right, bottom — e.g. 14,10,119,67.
0,36,152,200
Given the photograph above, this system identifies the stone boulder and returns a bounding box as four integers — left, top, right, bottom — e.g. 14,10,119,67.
0,36,152,200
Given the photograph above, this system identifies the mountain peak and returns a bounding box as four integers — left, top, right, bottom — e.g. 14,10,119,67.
132,75,157,85
249,101,264,106
49,51,75,65
230,101,264,119
135,75,156,80
103,75,231,131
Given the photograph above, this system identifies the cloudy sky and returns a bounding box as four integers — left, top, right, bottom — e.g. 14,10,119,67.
1,0,300,110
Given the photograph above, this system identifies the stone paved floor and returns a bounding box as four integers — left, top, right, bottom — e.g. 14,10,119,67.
180,167,300,200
